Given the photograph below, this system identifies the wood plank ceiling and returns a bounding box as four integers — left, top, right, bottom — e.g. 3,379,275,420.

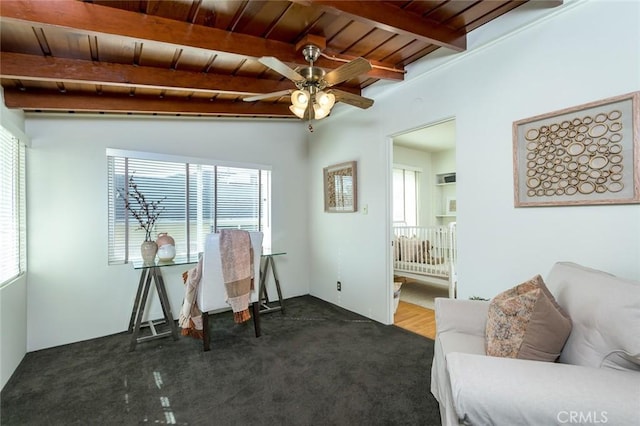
0,0,560,119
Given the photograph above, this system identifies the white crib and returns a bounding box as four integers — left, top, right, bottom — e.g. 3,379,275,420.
393,222,457,298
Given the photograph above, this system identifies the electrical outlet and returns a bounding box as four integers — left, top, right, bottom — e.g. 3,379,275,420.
337,281,341,291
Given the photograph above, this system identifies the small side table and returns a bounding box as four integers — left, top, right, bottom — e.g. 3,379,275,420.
259,250,286,314
128,255,198,351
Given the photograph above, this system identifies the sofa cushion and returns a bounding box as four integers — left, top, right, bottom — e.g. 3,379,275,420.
545,262,640,371
485,275,572,362
446,352,640,426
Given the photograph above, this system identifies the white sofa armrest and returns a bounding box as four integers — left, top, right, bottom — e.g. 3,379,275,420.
447,352,640,425
435,298,489,337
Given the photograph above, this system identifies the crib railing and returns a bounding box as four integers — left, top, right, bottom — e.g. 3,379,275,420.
393,223,457,280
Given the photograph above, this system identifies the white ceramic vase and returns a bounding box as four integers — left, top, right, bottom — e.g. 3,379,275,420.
157,244,176,261
156,232,176,261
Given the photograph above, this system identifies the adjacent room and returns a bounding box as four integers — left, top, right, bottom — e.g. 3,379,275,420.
2,0,639,424
391,120,456,338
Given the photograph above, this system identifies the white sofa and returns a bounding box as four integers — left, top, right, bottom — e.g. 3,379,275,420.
431,262,640,425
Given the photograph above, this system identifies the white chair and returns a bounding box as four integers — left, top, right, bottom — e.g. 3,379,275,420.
197,231,263,351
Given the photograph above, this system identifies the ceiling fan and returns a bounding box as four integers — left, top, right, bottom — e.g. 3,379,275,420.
243,43,374,121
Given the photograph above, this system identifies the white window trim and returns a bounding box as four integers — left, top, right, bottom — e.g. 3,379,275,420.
106,150,271,265
393,163,423,173
0,126,27,287
106,148,271,172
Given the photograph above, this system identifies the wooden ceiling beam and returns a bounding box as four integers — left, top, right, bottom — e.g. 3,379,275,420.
0,0,284,59
299,0,466,52
2,88,296,117
0,52,314,96
0,0,403,81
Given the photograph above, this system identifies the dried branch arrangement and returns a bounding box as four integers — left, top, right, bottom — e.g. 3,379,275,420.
118,175,165,241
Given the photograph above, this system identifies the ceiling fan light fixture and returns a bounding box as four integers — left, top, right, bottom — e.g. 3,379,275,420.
291,89,310,108
289,104,306,119
310,90,335,120
312,103,331,120
315,91,335,110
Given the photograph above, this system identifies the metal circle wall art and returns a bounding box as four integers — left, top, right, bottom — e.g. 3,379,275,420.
514,92,640,206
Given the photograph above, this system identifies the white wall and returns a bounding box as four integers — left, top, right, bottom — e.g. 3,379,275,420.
0,88,28,390
308,118,393,323
432,150,455,176
432,149,456,225
25,116,310,351
308,0,640,323
393,145,457,226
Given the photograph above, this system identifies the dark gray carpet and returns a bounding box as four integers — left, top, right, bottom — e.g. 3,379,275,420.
1,295,440,425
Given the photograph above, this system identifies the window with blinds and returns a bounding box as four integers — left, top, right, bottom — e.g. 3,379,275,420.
107,153,271,264
0,125,26,285
392,167,418,226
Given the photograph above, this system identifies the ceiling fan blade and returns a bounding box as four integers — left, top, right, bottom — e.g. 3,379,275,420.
243,89,292,102
323,57,372,87
330,89,374,109
259,57,306,83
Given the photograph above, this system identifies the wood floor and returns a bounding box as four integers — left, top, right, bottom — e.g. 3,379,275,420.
394,301,436,340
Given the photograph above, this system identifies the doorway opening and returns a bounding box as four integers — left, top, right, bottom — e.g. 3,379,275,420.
390,118,457,338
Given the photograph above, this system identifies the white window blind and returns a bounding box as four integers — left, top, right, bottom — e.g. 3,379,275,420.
107,153,271,264
392,167,418,226
0,126,26,285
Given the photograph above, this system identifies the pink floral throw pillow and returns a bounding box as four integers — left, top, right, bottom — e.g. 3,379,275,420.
485,275,572,362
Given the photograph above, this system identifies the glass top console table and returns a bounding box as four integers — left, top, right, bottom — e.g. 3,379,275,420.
128,250,285,350
259,250,286,314
128,255,199,351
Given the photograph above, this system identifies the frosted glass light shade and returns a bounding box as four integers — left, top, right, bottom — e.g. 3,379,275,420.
291,90,310,108
316,91,335,109
289,105,306,119
313,91,336,119
313,104,331,119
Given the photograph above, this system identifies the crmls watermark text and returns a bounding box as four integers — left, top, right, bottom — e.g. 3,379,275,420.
557,411,608,424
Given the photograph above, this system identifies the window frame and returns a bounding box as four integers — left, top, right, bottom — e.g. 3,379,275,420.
0,125,27,286
106,149,271,265
392,165,420,227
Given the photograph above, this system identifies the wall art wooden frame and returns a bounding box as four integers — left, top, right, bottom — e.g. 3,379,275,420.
513,91,640,207
324,161,357,212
